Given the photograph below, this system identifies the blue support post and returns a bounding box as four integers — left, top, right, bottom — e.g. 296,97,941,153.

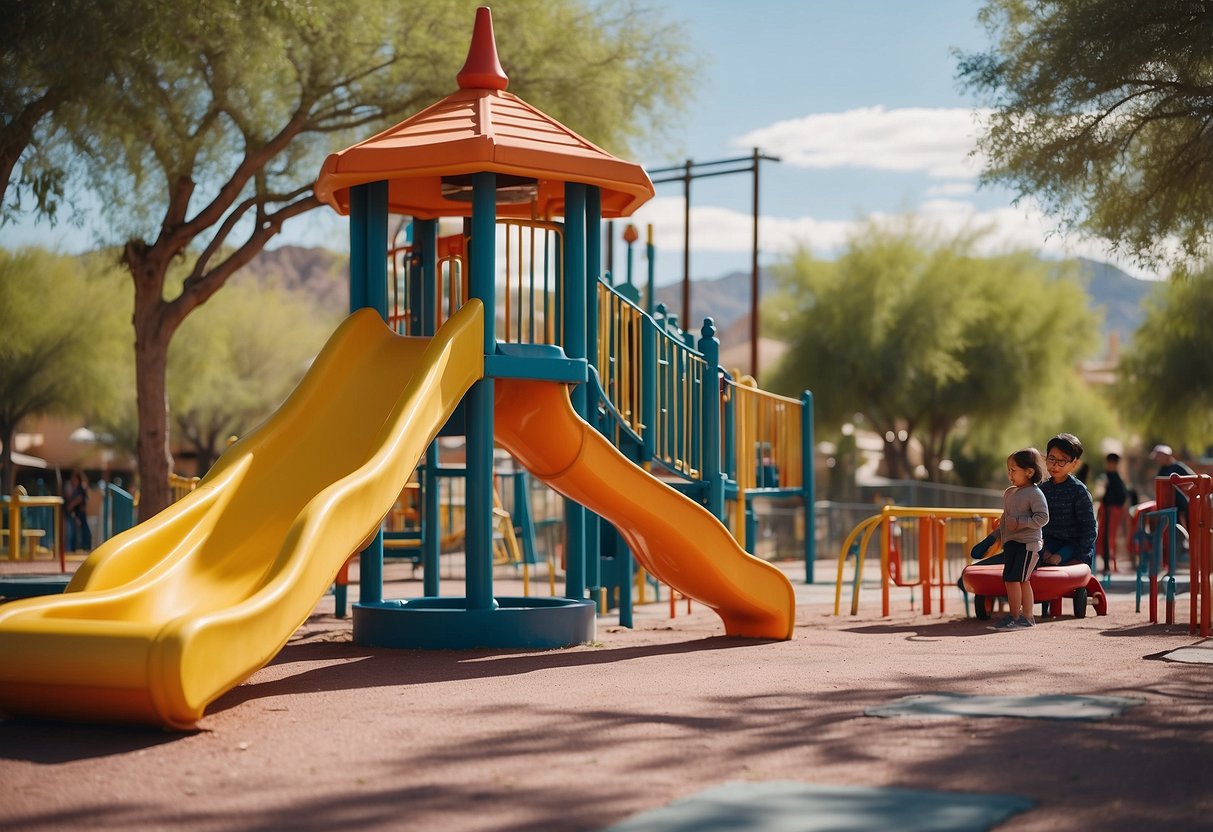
416,218,442,597
698,319,725,520
642,306,659,465
349,180,388,604
465,172,497,611
802,390,816,583
584,186,602,602
562,181,587,602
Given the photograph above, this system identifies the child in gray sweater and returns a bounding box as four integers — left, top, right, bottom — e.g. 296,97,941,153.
993,447,1050,629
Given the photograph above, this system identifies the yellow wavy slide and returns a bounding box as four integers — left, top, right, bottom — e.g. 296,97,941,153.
0,302,484,728
494,379,796,640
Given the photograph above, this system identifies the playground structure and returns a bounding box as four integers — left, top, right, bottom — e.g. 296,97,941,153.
2,490,63,567
834,469,1213,629
833,506,1003,617
961,562,1108,620
0,8,810,728
832,503,1109,621
1132,472,1212,637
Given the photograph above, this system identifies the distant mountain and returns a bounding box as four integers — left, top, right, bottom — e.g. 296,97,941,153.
652,257,1153,352
652,269,778,336
243,247,1155,355
234,245,348,313
1075,257,1154,344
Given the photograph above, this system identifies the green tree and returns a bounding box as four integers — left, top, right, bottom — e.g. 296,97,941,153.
169,280,340,474
948,381,1123,488
958,0,1213,273
1117,266,1213,448
0,248,128,495
5,0,695,514
765,216,1097,482
0,1,144,219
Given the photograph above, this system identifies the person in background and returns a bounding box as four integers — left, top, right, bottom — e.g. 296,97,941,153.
1151,444,1195,528
64,469,92,554
1039,433,1097,568
1094,452,1130,576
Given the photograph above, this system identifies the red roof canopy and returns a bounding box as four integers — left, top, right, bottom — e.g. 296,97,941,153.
315,7,653,220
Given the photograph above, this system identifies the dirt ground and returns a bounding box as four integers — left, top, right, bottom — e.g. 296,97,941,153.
1,557,1210,831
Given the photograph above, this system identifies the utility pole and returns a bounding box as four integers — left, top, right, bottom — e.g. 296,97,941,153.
648,148,779,379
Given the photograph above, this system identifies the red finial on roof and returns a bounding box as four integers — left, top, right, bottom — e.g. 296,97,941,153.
457,7,509,91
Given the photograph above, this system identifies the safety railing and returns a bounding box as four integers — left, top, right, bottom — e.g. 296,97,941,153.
386,221,563,347
596,281,646,440
499,219,563,346
99,480,136,543
652,311,707,480
169,473,201,503
833,506,1004,617
387,234,467,335
1149,473,1212,637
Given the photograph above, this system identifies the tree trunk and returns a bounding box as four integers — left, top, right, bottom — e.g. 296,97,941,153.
881,435,907,480
128,248,178,519
1,424,15,497
133,321,173,518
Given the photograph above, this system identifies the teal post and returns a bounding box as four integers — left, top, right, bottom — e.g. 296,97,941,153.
699,319,724,520
417,218,441,597
641,306,660,465
562,181,587,601
349,180,388,604
584,186,602,601
723,374,736,483
802,390,816,583
466,172,496,610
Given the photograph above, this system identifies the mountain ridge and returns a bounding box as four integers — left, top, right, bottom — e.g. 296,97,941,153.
246,246,1153,351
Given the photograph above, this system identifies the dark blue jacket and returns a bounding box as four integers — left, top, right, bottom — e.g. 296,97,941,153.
1040,474,1097,565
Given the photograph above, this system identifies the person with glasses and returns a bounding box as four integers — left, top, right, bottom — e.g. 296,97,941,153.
963,433,1097,598
1038,433,1097,569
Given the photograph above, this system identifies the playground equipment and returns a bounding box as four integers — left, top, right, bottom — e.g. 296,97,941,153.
2,488,63,570
834,506,1002,617
1134,473,1212,637
961,561,1108,620
0,9,806,727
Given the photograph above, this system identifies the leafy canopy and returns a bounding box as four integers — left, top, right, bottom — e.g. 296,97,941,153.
0,248,129,493
1116,265,1213,448
4,0,697,514
958,0,1213,273
764,215,1098,483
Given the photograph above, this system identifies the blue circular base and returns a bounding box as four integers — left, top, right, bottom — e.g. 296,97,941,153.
352,596,597,649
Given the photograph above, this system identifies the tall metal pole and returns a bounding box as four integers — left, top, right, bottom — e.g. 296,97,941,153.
649,153,778,347
750,147,761,381
681,159,692,329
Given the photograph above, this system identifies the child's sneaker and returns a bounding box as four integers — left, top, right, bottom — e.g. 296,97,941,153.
1016,617,1035,628
991,616,1019,630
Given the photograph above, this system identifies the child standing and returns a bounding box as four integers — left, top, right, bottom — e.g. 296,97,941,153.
992,448,1050,629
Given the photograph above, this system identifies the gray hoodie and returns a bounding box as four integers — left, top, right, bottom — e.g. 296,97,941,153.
999,484,1049,552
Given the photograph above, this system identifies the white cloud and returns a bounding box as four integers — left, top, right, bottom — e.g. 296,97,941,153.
926,181,976,198
631,195,1160,281
734,106,991,179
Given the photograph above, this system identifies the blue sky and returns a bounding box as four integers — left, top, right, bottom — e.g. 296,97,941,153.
625,0,1155,284
0,1,1156,283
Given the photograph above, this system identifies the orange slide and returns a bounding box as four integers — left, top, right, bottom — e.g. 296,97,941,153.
494,379,796,640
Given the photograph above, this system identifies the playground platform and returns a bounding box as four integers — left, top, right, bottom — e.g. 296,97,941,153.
1,556,1209,832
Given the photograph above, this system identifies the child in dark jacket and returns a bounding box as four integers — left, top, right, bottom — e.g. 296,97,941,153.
1038,433,1097,568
